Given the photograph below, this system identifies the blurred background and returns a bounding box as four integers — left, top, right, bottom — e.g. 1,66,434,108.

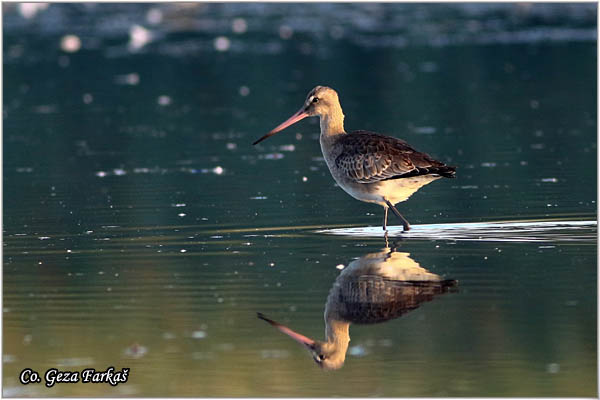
3,2,597,397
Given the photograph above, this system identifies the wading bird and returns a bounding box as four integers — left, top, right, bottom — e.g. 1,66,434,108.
257,246,458,369
253,86,456,231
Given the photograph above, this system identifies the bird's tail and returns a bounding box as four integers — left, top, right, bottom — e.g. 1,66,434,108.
437,165,457,178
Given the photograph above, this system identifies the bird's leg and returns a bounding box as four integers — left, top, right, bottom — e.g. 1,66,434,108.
385,200,410,232
382,206,389,231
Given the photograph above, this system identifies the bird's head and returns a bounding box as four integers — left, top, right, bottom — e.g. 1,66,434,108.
252,86,341,145
256,312,347,370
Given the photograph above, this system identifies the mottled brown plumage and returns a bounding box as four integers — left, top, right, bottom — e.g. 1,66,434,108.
334,130,456,183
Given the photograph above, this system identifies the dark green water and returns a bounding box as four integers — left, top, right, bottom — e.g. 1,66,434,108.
3,3,597,397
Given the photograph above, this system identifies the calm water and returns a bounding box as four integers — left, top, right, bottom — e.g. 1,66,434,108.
3,3,597,397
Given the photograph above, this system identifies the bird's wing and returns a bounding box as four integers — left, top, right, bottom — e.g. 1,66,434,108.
334,131,455,184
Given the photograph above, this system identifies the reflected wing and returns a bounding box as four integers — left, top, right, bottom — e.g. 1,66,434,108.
334,130,456,184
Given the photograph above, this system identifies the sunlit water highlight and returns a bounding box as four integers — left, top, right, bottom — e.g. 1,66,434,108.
319,219,597,243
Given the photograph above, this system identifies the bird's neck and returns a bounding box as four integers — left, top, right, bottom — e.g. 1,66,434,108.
319,108,346,137
325,319,350,347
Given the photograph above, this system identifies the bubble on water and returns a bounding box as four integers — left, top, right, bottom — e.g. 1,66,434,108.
232,18,248,34
213,166,224,175
335,264,345,270
60,35,81,53
214,36,231,52
481,162,497,167
541,177,558,183
113,168,126,176
226,142,237,150
302,176,308,182
180,249,187,253
178,213,186,217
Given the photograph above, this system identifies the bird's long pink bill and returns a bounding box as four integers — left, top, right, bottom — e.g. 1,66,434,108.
257,312,315,347
252,109,308,145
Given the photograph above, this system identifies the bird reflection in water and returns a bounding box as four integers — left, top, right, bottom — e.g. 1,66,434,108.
258,246,458,370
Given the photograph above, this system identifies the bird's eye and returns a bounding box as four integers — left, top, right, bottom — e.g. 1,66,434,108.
312,97,319,103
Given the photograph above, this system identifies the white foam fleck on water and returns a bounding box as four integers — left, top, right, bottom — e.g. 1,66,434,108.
146,8,163,25
279,25,293,39
541,177,558,183
546,363,560,373
129,25,152,51
413,126,436,134
214,36,231,52
260,349,290,359
232,18,248,34
55,357,94,367
279,144,295,152
115,73,140,86
83,93,93,104
192,330,207,339
60,35,81,53
19,3,49,19
157,95,172,106
3,354,16,363
348,345,368,357
239,86,250,96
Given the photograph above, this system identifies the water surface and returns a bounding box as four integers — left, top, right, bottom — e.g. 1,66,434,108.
3,3,597,397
